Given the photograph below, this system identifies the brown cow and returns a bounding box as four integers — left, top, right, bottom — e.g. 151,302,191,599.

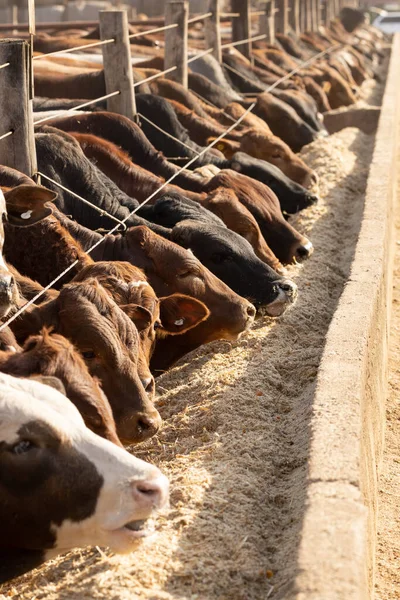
0,329,121,445
71,132,283,271
10,279,161,445
207,170,313,264
71,260,211,367
53,218,257,370
0,168,56,319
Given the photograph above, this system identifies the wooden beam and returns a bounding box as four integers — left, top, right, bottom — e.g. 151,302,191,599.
275,0,289,34
100,10,136,120
204,0,221,63
231,0,251,60
164,0,188,88
289,0,300,35
0,39,37,176
259,1,275,45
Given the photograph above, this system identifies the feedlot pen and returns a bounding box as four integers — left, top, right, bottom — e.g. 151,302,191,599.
2,47,391,600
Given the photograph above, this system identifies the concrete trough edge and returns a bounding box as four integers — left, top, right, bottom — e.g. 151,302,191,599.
293,34,400,600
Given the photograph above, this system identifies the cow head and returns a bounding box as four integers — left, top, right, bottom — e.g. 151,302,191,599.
0,372,168,581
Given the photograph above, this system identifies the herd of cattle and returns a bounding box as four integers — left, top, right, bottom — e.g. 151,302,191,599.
0,7,387,585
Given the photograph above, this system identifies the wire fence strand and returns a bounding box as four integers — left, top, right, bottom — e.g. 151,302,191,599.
0,130,13,141
221,33,267,49
137,112,201,156
133,66,177,87
0,62,10,70
187,48,214,64
34,91,120,126
128,23,178,39
187,12,213,24
0,44,339,330
37,172,128,230
32,38,115,61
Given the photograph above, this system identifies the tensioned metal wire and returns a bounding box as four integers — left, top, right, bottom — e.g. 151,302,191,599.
0,43,338,332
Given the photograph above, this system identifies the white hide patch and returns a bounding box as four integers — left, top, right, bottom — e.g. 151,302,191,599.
0,371,169,555
303,241,314,252
129,281,149,289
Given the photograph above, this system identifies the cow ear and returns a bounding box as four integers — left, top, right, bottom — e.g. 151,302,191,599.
30,375,67,396
127,225,151,248
159,294,210,334
4,185,55,227
170,222,192,248
120,303,153,332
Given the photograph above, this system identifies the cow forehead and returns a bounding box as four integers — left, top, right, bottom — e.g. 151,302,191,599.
0,373,84,443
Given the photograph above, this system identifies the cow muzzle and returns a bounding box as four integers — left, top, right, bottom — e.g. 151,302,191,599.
0,274,16,318
261,279,298,317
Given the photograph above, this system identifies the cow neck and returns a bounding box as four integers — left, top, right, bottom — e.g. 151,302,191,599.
11,298,59,345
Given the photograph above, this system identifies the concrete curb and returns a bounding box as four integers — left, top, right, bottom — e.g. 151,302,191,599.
294,35,400,600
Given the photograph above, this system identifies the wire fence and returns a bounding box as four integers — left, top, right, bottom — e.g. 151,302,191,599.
32,38,115,61
0,37,340,333
0,0,353,331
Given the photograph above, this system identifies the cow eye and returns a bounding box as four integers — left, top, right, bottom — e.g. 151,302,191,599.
82,350,96,359
211,252,231,264
1,212,7,223
11,440,35,455
177,270,192,279
272,152,282,159
154,320,162,330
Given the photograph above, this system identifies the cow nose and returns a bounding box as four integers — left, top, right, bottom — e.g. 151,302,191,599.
295,241,314,261
0,274,14,297
310,172,319,187
246,303,256,319
141,376,155,396
277,279,298,300
306,192,319,205
134,410,162,442
131,473,169,511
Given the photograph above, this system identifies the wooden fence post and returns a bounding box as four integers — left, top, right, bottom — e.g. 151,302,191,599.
0,40,37,177
299,0,306,31
164,0,188,88
259,1,275,45
275,0,289,35
100,10,136,120
289,0,300,35
325,0,333,26
231,0,251,60
309,0,316,31
204,0,221,63
314,0,321,30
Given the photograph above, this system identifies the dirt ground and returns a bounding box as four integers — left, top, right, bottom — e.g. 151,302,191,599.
374,140,400,600
0,75,387,600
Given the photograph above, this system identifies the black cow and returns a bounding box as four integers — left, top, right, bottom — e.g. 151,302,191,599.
226,153,318,214
138,194,297,315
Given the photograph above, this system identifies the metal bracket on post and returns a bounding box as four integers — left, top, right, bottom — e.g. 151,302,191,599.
100,10,136,121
